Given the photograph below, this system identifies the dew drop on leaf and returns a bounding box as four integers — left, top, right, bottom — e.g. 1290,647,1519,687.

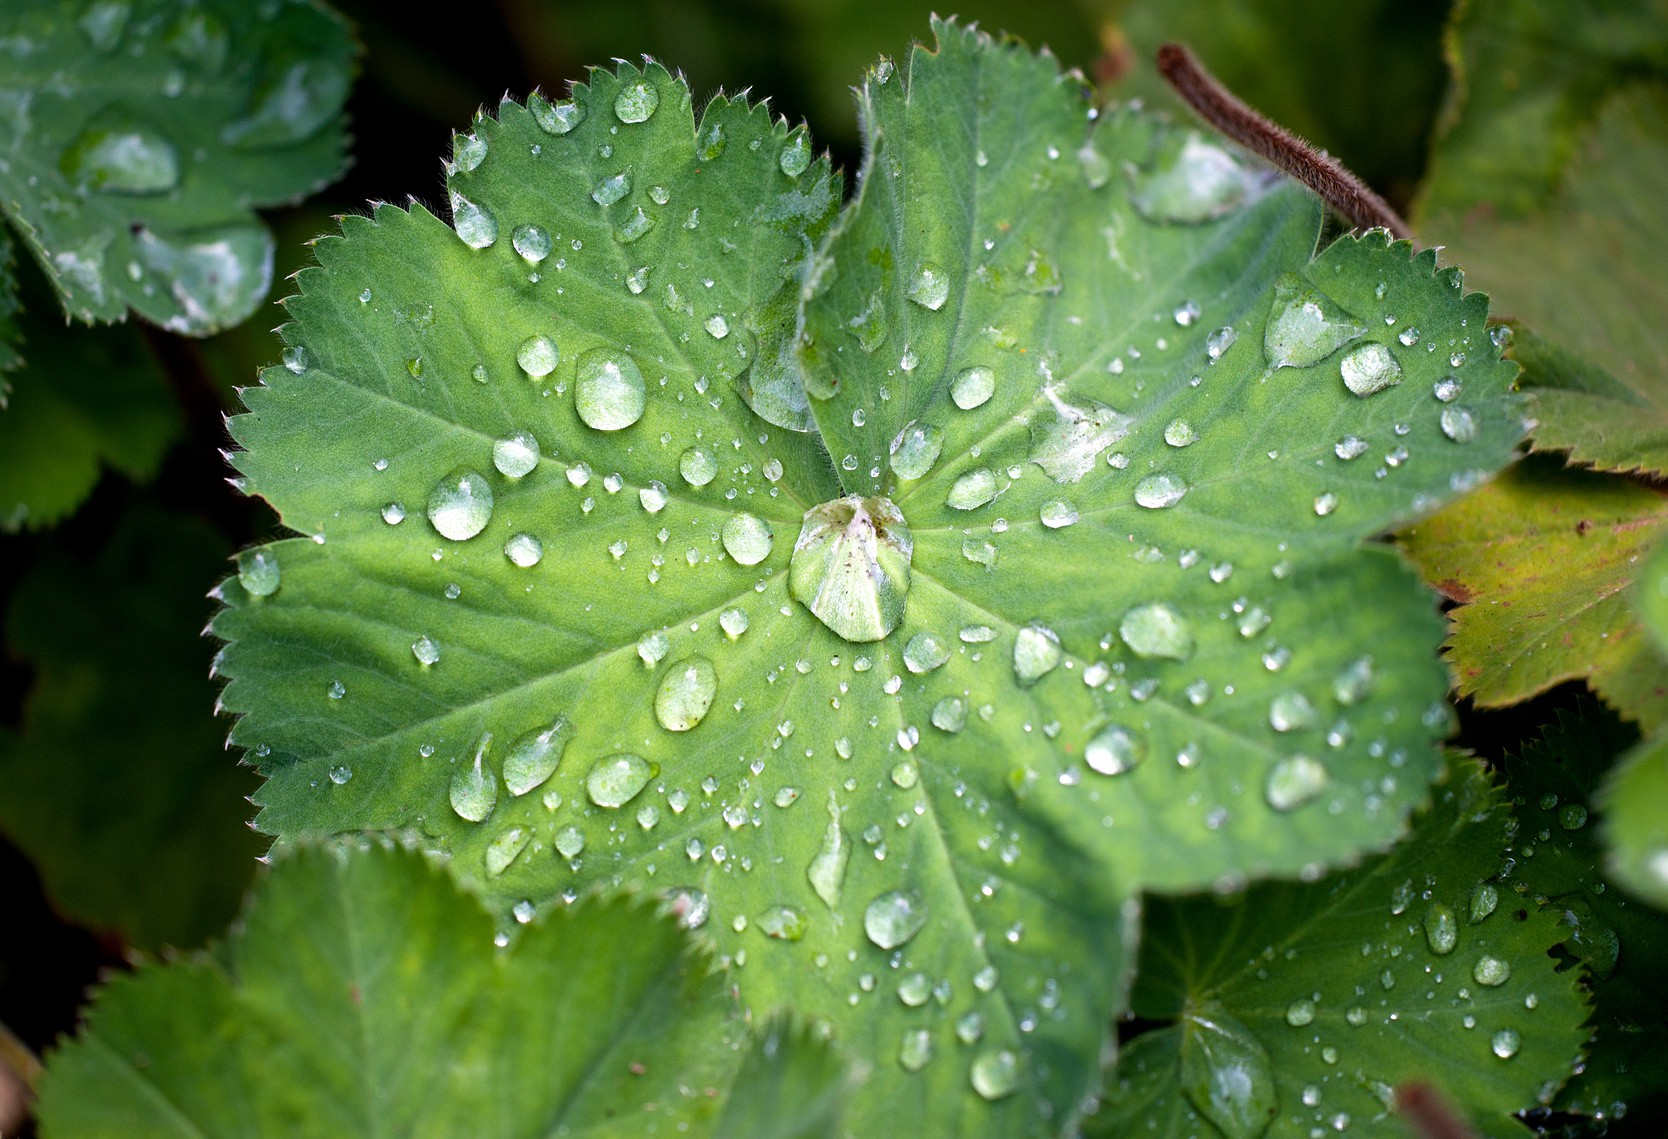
903,632,949,674
759,905,806,941
517,335,560,378
679,446,718,486
947,469,998,510
585,753,654,808
1264,755,1328,811
504,533,543,567
951,366,995,409
449,735,498,822
864,888,927,949
899,1029,934,1072
411,635,440,666
1491,1029,1520,1059
614,79,659,124
1134,472,1188,509
427,468,494,541
511,224,552,263
722,513,774,566
237,549,280,597
554,824,585,858
1440,406,1478,443
779,130,812,177
655,657,718,731
1119,602,1194,661
1129,132,1260,224
1473,955,1511,986
1264,274,1367,369
62,124,180,194
450,192,497,249
492,431,540,477
484,826,529,876
503,718,572,796
1424,902,1459,955
970,1048,1020,1100
1085,724,1145,776
529,93,585,135
889,421,944,481
1012,623,1063,685
1340,343,1403,397
907,262,950,310
1029,390,1133,482
575,348,646,430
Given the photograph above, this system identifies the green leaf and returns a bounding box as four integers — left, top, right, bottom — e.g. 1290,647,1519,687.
0,259,179,531
1515,324,1668,481
1105,0,1449,203
0,0,355,334
0,508,264,949
1501,703,1668,1125
213,23,1524,1131
0,228,21,385
1088,755,1591,1139
36,842,853,1138
1598,734,1668,913
1397,459,1668,730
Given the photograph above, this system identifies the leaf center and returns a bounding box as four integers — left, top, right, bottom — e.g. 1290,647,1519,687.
788,495,913,643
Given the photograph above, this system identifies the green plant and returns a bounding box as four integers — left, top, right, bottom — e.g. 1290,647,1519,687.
3,2,1666,1137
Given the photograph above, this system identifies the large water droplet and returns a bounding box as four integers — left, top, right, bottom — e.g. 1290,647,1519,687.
1265,755,1328,811
970,1049,1021,1100
237,549,280,597
412,635,440,666
427,468,494,541
1269,691,1318,732
1119,602,1194,661
1029,389,1133,483
899,1029,934,1073
493,431,540,478
504,718,572,796
1440,406,1478,442
1134,473,1188,509
1086,723,1144,776
864,889,927,949
908,262,950,310
655,657,718,731
62,123,179,194
554,824,585,858
1265,274,1367,369
592,170,631,206
1333,656,1374,705
759,905,807,941
575,348,646,430
585,753,654,808
517,335,560,378
450,735,498,822
529,94,585,135
1012,623,1062,685
1473,955,1511,987
790,497,912,643
679,446,718,486
1129,132,1262,224
1340,343,1403,397
951,366,995,409
889,421,943,481
808,803,849,909
1491,1029,1520,1059
779,130,812,177
1469,882,1499,924
1424,902,1458,955
505,533,543,567
1285,998,1316,1027
722,513,774,566
512,224,552,263
947,469,998,510
451,192,498,249
485,826,529,876
614,79,659,123
1179,1007,1278,1139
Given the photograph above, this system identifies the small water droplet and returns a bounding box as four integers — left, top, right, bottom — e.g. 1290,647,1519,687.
1440,406,1478,443
1086,723,1144,776
947,469,998,510
1119,602,1194,660
1013,623,1062,685
237,549,280,597
1134,473,1188,509
411,635,440,666
517,335,560,378
427,469,494,541
512,224,552,262
1473,955,1511,986
903,632,949,673
951,366,996,410
779,129,812,177
1286,998,1316,1027
970,1049,1020,1100
1491,1029,1520,1059
1424,902,1458,955
908,262,950,311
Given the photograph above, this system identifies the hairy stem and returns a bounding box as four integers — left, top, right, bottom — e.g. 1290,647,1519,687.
1155,43,1412,240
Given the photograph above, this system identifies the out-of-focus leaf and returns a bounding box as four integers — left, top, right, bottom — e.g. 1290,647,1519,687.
36,843,853,1138
1089,755,1591,1139
0,0,356,333
1515,325,1668,481
1105,0,1450,204
0,262,178,532
1502,703,1668,1126
1398,459,1668,730
0,509,262,949
0,229,21,385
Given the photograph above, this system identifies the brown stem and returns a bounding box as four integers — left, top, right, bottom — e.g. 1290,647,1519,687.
1155,43,1412,240
0,1020,39,1133
1395,1082,1479,1139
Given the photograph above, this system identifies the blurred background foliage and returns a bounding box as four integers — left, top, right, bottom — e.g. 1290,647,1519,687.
2,0,1666,1134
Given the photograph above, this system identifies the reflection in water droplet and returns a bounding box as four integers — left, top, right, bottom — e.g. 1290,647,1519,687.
449,735,498,822
1119,602,1194,660
505,533,543,567
237,549,280,597
493,432,540,477
1470,883,1499,924
1440,406,1478,443
864,889,927,949
504,718,572,796
655,657,718,731
1264,274,1366,369
1134,473,1188,509
680,446,718,486
427,469,494,541
789,497,911,643
1086,724,1144,776
723,513,774,566
615,79,660,123
575,348,646,430
585,753,654,808
1039,500,1078,529
1340,343,1403,397
451,193,497,249
412,635,440,666
720,607,750,639
970,1049,1020,1100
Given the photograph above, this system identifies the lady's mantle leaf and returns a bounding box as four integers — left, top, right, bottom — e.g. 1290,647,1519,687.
36,843,851,1137
0,0,355,333
1398,459,1668,731
213,22,1524,1133
1089,756,1590,1138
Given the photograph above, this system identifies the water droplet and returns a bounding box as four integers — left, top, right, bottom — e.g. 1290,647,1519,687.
1492,1029,1520,1059
511,224,552,263
327,765,352,785
503,532,543,567
1130,132,1261,223
1440,406,1478,443
899,1029,934,1073
951,366,996,409
1086,724,1144,776
1473,955,1511,987
1285,998,1316,1027
1134,473,1188,509
808,805,849,909
427,469,494,541
614,79,659,123
932,697,967,733
719,607,750,639
79,1,131,51
1270,691,1318,732
1265,755,1328,811
655,657,718,731
485,826,529,876
1470,883,1499,924
1077,142,1112,187
411,635,440,666
450,735,498,822
1040,500,1079,529
591,170,631,206
1314,491,1338,516
789,497,911,642
889,421,944,481
327,680,346,699
493,431,540,477
779,129,812,176
1560,803,1588,830
575,348,646,430
615,206,655,243
1013,623,1062,685
1424,903,1458,955
554,824,585,859
585,753,654,808
1164,418,1199,447
639,481,669,513
1206,325,1239,361
904,632,949,673
1265,274,1366,368
1340,343,1403,397
759,905,806,941
1335,435,1369,460
1029,390,1133,482
970,1049,1020,1100
1119,602,1194,660
504,718,572,796
451,193,497,249
864,889,927,949
947,469,998,510
237,549,280,597
517,335,560,378
1180,1008,1278,1139
529,93,585,135
908,263,950,311
1333,656,1374,704
723,512,774,566
63,123,180,194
